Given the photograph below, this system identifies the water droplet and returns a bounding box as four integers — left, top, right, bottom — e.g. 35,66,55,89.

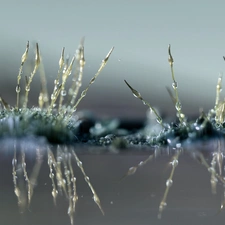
67,206,72,214
175,101,182,111
176,143,181,148
25,86,30,92
49,173,54,179
77,161,82,167
52,190,58,198
166,179,173,187
65,170,70,176
211,177,218,184
51,94,55,100
12,158,17,166
61,90,67,96
156,118,162,124
170,159,178,167
172,81,178,89
81,90,86,98
16,86,20,93
180,113,185,119
93,195,100,204
208,167,215,173
90,77,95,84
128,167,137,175
159,202,167,211
14,187,20,197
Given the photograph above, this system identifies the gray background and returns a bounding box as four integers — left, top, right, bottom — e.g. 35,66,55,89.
1,0,225,119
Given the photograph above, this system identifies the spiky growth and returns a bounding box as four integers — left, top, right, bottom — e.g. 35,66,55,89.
0,41,114,143
0,40,113,224
123,45,225,219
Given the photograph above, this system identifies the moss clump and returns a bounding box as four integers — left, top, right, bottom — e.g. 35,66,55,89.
0,41,114,144
123,45,225,148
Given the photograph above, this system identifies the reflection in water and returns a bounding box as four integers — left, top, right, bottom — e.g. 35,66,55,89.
1,138,225,225
122,139,225,219
1,138,103,225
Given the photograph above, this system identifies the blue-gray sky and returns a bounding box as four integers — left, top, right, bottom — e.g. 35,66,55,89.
1,0,225,119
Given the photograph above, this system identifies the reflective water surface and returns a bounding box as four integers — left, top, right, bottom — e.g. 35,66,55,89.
1,139,225,225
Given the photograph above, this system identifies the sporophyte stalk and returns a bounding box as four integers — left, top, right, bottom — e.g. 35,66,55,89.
0,39,114,225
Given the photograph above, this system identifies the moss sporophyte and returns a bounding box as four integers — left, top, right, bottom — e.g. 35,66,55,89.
1,41,225,223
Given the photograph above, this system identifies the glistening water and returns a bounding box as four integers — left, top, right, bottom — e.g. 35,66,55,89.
1,137,225,225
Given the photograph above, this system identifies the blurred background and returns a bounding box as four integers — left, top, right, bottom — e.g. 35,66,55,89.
1,0,225,119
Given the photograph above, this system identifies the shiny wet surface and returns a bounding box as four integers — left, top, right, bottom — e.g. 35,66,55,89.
1,141,225,225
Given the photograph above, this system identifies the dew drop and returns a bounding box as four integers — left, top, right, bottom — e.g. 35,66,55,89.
128,167,137,175
61,90,67,96
208,167,215,173
159,202,167,213
16,85,20,93
211,177,218,184
81,90,86,98
172,81,178,89
12,158,17,166
156,118,162,124
52,190,58,198
90,77,95,84
67,206,72,214
77,161,83,167
166,179,173,187
176,143,181,148
175,101,182,111
25,86,30,92
170,159,178,167
49,173,54,179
